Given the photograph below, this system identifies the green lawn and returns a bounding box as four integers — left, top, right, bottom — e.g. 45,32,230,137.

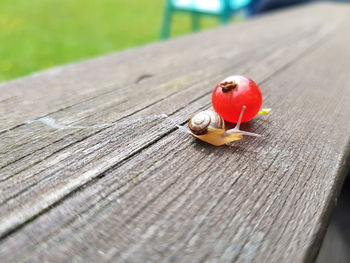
0,0,222,82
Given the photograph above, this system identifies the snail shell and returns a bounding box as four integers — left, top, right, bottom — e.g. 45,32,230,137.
188,109,225,135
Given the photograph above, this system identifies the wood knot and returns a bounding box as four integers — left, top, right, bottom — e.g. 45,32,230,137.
220,81,238,92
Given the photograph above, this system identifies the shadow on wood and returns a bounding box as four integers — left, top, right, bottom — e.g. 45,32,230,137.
317,172,350,263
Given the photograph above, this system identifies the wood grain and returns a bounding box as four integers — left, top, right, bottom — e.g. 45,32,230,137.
0,2,350,262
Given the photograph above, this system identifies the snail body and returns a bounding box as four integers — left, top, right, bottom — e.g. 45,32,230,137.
188,107,261,146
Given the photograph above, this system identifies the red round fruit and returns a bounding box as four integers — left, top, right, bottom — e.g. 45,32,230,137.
212,75,262,123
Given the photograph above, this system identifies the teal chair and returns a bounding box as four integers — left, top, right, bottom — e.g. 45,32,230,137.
161,0,253,39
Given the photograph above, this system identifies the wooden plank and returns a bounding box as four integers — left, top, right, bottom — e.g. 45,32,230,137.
1,2,339,211
0,2,343,186
0,8,337,231
0,2,350,263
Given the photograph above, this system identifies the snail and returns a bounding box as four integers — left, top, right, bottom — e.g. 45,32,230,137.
188,106,266,146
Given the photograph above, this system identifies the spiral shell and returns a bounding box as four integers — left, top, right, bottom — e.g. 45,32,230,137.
188,109,224,135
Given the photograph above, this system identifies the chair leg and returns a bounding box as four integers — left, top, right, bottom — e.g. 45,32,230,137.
191,12,200,32
160,7,172,39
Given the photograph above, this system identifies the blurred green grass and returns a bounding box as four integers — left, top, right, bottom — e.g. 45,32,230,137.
0,0,221,82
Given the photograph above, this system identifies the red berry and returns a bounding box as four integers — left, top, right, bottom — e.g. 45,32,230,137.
212,76,262,123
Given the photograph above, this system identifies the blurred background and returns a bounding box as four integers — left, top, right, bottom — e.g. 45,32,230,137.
0,0,348,83
0,0,221,82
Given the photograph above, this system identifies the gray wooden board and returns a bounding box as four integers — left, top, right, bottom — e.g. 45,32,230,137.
1,2,350,263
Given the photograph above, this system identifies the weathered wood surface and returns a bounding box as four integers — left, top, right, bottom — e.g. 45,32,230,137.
1,3,350,262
